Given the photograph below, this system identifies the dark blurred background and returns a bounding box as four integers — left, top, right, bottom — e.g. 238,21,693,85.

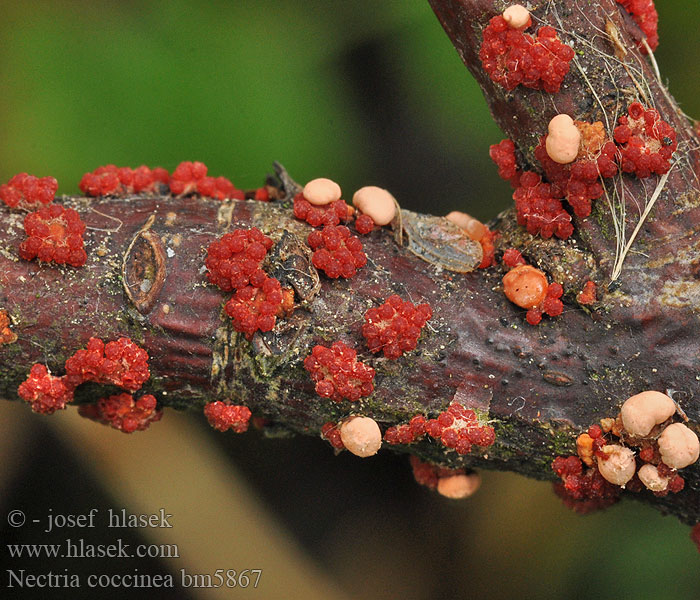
1,1,699,598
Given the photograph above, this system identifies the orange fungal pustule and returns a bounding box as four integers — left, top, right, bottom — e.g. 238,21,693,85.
445,211,487,242
657,423,699,470
502,264,548,309
303,178,342,206
597,444,636,486
545,114,582,164
339,416,382,457
502,4,531,29
352,186,397,226
437,472,481,499
620,390,676,437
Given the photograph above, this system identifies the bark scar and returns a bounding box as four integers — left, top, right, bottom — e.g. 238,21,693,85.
122,214,167,314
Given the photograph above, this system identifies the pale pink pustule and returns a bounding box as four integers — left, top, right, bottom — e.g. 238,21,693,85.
303,177,342,206
545,114,582,164
352,186,397,226
437,472,481,499
445,211,487,242
657,423,700,470
637,464,669,493
339,416,382,458
620,390,676,437
502,4,531,30
597,444,636,486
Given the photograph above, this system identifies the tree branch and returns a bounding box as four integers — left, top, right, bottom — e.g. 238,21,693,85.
1,0,699,525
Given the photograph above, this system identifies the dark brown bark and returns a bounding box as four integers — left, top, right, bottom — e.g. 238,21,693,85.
1,0,699,524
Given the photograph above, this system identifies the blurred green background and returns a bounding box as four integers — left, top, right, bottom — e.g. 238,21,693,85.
1,1,699,598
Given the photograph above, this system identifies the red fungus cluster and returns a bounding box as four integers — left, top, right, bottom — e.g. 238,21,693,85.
307,225,367,279
577,280,597,305
169,161,243,200
293,194,352,227
18,364,74,415
525,281,563,325
19,205,87,267
0,173,58,209
410,455,466,490
0,310,17,346
479,15,574,94
64,337,150,392
361,295,432,359
512,172,574,239
303,341,375,402
616,0,659,52
79,164,169,197
614,102,677,178
79,393,162,433
224,275,285,339
205,227,274,292
321,422,345,449
203,401,252,433
354,213,375,235
385,403,495,455
551,454,620,510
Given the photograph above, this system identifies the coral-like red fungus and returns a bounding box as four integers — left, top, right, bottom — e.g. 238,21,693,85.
513,171,573,239
321,422,346,450
303,341,375,402
362,295,432,359
307,225,367,279
614,102,677,178
79,393,162,433
1,173,58,209
18,364,74,415
79,165,169,197
293,193,352,227
19,204,87,267
616,0,659,52
205,227,274,292
169,161,244,200
479,16,574,93
224,275,284,339
64,337,150,392
203,401,252,433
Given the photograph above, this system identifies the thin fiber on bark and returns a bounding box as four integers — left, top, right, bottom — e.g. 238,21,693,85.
1,0,699,523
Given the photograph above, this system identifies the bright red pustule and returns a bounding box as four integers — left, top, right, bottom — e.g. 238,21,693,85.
525,281,563,325
614,102,677,178
78,393,162,433
303,341,375,402
513,171,574,239
502,248,526,268
479,16,574,94
203,401,252,433
19,204,87,267
489,139,521,187
293,193,352,227
425,403,496,454
354,213,375,235
384,415,428,445
224,274,285,339
64,337,150,392
616,0,658,52
17,364,74,415
321,422,346,449
79,165,169,197
577,280,597,305
169,161,244,200
307,225,367,279
205,227,274,292
552,455,620,506
0,173,58,209
362,295,432,359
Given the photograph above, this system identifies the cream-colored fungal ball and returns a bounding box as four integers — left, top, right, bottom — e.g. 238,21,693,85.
339,416,382,458
597,444,636,486
620,390,676,437
502,4,531,29
352,186,397,226
445,211,487,242
545,114,581,164
657,423,700,469
437,472,481,499
637,464,669,492
303,178,342,206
